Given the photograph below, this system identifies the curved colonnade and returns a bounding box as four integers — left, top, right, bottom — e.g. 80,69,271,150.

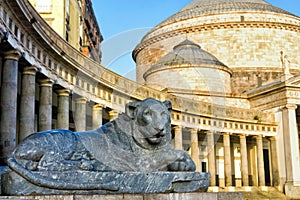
0,0,278,188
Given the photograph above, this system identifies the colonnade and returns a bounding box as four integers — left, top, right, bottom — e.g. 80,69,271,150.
173,126,280,187
0,48,297,190
0,49,114,164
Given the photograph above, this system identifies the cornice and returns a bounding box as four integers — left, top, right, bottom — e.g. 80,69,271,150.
133,21,300,60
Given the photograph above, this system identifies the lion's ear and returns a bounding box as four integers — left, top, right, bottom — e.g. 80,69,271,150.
163,100,172,113
125,101,140,119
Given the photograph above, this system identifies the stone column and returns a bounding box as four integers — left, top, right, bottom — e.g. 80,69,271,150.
256,135,265,186
92,104,103,129
19,66,38,142
75,97,87,132
207,131,216,186
174,126,183,150
240,134,249,186
109,110,119,121
223,133,232,186
190,129,200,172
56,89,70,130
269,137,280,186
0,49,22,164
282,104,300,185
38,79,54,131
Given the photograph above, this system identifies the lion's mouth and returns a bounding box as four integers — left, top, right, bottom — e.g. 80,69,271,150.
147,132,165,144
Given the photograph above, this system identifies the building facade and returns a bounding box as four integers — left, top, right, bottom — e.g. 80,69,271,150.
0,0,299,199
28,0,103,63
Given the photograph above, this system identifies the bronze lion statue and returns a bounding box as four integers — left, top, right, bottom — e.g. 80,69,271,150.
7,98,196,191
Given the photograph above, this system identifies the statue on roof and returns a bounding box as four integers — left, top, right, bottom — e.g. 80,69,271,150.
280,50,291,75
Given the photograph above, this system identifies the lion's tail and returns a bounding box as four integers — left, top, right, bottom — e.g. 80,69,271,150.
7,156,119,191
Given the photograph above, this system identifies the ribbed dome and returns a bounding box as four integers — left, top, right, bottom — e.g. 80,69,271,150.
157,0,296,28
145,39,227,75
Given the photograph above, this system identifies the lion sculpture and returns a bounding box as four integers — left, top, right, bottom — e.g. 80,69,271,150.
6,98,198,192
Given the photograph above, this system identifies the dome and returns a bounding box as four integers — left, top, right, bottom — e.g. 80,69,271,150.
144,40,232,94
133,0,300,94
144,39,229,79
156,0,296,29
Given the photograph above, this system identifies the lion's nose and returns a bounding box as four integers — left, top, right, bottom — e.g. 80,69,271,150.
159,129,166,136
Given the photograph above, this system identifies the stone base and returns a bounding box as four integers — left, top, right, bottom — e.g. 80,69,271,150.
0,193,243,200
2,170,210,196
285,183,300,199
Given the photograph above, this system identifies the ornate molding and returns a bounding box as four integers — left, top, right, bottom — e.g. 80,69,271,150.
133,21,300,59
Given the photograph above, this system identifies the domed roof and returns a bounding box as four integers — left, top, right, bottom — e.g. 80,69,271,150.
157,0,297,28
144,39,230,78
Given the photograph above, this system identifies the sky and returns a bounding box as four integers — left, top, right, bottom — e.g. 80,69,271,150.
91,0,300,80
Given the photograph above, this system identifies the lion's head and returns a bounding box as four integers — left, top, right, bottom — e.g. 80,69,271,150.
125,98,172,149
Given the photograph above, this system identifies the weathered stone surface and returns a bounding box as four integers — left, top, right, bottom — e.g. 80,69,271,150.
0,193,243,200
2,171,209,195
3,98,209,195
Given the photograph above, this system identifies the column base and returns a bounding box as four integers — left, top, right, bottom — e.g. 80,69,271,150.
285,182,300,199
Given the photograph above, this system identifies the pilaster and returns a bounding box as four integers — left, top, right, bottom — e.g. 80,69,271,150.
174,126,183,150
190,129,200,172
38,79,54,131
240,134,249,186
92,104,103,129
75,97,88,132
207,131,216,186
19,66,38,142
223,133,232,186
0,49,22,164
56,89,70,130
282,104,300,185
256,135,265,186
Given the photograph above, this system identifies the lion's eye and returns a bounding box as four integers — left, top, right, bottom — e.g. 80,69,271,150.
144,109,151,116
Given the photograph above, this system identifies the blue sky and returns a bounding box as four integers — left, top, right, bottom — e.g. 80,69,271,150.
91,0,300,80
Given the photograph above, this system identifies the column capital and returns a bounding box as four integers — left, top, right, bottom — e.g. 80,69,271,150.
239,134,246,138
76,97,88,104
23,66,39,76
268,136,277,141
205,130,214,135
223,132,231,136
284,104,297,110
190,128,198,134
93,104,104,110
56,89,71,97
173,125,183,131
3,49,22,61
39,78,54,87
255,134,263,140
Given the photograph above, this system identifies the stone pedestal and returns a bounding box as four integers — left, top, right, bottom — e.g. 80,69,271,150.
207,131,216,186
92,104,103,129
19,66,38,142
0,50,22,164
223,133,232,186
240,134,249,186
190,129,200,172
38,79,54,131
56,89,70,130
2,171,210,195
174,126,183,150
75,97,87,132
256,135,265,186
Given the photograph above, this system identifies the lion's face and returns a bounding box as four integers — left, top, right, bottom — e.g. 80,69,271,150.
125,98,172,149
